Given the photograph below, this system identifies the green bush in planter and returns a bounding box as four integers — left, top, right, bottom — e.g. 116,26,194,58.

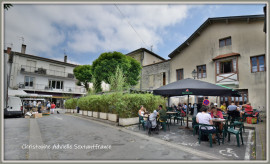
64,98,78,109
78,96,90,111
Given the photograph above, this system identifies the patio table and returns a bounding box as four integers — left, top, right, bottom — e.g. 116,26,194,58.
166,111,177,124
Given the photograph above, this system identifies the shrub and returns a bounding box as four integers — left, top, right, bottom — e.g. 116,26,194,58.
74,93,167,118
64,98,78,109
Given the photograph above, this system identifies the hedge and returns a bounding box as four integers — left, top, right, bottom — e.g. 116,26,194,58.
64,98,78,109
65,93,166,118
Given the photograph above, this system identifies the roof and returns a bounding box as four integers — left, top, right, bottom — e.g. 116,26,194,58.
212,52,240,61
143,59,170,67
4,50,78,67
169,14,265,58
126,48,165,60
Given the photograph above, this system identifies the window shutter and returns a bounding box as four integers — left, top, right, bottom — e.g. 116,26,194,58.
216,62,220,74
233,58,237,72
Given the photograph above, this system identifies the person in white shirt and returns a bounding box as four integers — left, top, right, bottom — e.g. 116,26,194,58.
196,106,217,142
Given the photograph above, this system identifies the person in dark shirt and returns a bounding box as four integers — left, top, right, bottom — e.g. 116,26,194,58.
158,105,167,122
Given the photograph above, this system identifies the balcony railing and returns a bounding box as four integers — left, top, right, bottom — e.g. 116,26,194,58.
18,83,86,94
20,65,74,79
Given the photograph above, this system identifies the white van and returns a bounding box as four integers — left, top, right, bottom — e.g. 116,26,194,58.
4,96,23,117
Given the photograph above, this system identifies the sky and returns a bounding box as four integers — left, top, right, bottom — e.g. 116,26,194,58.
4,3,265,65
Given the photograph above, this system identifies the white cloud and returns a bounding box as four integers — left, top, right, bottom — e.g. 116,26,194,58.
4,4,191,58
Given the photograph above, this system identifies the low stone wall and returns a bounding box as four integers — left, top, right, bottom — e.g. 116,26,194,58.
119,117,139,126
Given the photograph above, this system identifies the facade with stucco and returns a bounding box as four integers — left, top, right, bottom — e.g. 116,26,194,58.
168,15,266,112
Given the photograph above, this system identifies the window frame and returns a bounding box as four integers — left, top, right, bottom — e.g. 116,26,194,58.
176,69,184,81
219,36,232,47
197,64,207,79
48,79,64,89
250,55,266,73
24,76,34,87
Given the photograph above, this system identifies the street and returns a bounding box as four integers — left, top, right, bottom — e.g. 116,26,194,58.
4,110,211,160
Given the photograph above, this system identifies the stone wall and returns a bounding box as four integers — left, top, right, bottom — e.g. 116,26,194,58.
141,60,170,90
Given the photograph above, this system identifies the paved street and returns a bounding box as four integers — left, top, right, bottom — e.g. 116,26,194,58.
5,110,212,161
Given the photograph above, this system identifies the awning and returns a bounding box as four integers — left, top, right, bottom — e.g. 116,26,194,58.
212,52,240,61
8,88,28,96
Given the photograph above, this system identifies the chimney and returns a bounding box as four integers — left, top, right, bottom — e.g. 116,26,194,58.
7,47,11,54
21,44,26,54
64,55,67,63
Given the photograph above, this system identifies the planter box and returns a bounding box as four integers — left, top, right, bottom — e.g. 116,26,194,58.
108,113,118,122
99,112,108,120
93,111,99,118
87,111,92,117
66,109,71,113
83,110,88,116
119,117,139,126
79,110,83,115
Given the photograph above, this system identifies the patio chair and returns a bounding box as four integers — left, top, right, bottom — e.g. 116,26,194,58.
159,115,170,132
174,112,185,126
227,122,244,147
198,124,220,148
192,116,199,136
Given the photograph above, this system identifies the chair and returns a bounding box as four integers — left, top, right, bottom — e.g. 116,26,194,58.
228,115,245,133
159,115,170,132
221,119,230,144
227,122,244,147
138,115,146,131
192,117,199,136
174,112,185,126
198,124,220,148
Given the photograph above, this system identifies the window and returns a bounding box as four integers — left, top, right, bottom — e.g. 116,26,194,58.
163,72,166,86
220,89,248,106
197,65,206,79
219,37,231,47
176,69,184,80
25,76,34,87
251,55,265,72
217,58,237,74
48,80,63,89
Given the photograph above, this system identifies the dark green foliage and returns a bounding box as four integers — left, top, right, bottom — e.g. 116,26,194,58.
92,51,141,87
64,98,78,109
73,65,92,91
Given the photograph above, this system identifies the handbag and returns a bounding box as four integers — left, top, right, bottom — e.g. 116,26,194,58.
246,117,252,124
251,117,257,124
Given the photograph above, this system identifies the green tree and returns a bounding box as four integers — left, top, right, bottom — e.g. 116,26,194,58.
92,51,141,87
73,65,92,91
109,66,126,92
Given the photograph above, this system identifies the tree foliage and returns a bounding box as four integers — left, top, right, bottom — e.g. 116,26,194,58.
92,51,141,87
73,65,92,91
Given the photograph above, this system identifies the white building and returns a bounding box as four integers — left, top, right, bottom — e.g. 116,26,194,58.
4,44,86,108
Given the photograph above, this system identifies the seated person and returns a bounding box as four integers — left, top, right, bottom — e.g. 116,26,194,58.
227,103,240,118
138,105,145,116
158,105,167,123
149,110,158,128
210,107,224,133
196,106,216,142
219,103,227,113
210,107,224,119
240,102,253,117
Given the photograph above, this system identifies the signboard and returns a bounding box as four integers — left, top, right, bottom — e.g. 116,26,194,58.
203,99,210,106
182,89,193,95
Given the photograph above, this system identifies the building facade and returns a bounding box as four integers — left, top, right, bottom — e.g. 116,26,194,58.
5,45,86,108
168,15,266,112
126,48,169,90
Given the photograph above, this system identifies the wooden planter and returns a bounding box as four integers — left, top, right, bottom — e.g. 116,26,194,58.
93,111,99,118
79,110,83,115
108,113,118,122
119,117,139,126
87,111,92,117
99,112,108,120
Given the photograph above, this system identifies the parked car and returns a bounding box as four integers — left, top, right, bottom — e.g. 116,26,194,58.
4,96,24,117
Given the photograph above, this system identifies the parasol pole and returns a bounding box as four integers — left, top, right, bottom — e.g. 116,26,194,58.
186,94,189,128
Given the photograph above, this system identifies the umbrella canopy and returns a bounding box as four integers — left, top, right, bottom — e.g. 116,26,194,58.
153,78,238,97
